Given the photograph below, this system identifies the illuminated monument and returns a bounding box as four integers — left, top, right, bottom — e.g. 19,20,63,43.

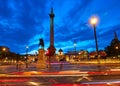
36,48,46,70
36,38,46,70
47,8,56,57
36,8,56,70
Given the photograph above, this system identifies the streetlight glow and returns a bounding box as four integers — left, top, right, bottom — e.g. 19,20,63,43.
74,42,76,47
26,46,29,49
2,48,6,51
115,46,119,50
74,42,76,52
90,16,98,25
26,45,29,68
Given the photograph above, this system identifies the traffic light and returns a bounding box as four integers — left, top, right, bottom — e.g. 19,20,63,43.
46,49,50,56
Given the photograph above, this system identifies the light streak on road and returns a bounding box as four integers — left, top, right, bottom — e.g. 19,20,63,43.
0,79,28,82
29,82,39,85
81,79,120,84
110,69,120,71
47,62,69,65
76,76,92,82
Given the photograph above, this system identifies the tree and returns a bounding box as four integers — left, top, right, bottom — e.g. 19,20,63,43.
105,31,120,58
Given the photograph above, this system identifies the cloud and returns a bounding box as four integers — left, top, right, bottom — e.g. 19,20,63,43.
0,0,48,53
0,0,120,54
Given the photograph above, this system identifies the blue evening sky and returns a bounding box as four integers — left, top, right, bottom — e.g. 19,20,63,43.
0,0,120,54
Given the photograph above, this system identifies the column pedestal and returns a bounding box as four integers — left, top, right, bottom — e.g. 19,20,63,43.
36,49,46,70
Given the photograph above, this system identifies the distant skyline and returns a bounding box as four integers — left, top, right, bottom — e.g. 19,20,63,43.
0,0,120,54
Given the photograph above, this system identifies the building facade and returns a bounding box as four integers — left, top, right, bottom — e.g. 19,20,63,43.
0,46,9,52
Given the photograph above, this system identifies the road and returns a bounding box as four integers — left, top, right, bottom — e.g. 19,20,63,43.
0,62,120,85
0,74,120,86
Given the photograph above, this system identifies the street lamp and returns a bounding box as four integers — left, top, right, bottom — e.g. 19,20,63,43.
26,46,29,68
115,46,119,58
115,46,119,50
2,48,6,62
58,48,64,70
74,41,76,52
90,16,100,63
2,48,6,51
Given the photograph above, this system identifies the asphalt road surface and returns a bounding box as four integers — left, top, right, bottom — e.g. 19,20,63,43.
0,74,120,86
0,63,120,85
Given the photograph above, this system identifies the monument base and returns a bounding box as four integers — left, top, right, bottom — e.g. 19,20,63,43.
36,49,46,70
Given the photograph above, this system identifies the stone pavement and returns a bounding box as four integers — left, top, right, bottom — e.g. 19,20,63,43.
1,61,120,75
15,62,106,72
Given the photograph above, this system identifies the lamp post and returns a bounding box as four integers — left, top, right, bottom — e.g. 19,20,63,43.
58,48,63,70
74,41,76,52
2,48,6,63
90,16,100,64
26,46,29,68
46,49,51,71
115,46,119,58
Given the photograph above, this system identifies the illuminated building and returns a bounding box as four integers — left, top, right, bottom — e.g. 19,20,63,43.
0,46,9,52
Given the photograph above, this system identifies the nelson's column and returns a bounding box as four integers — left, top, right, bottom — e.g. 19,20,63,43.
47,8,56,60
